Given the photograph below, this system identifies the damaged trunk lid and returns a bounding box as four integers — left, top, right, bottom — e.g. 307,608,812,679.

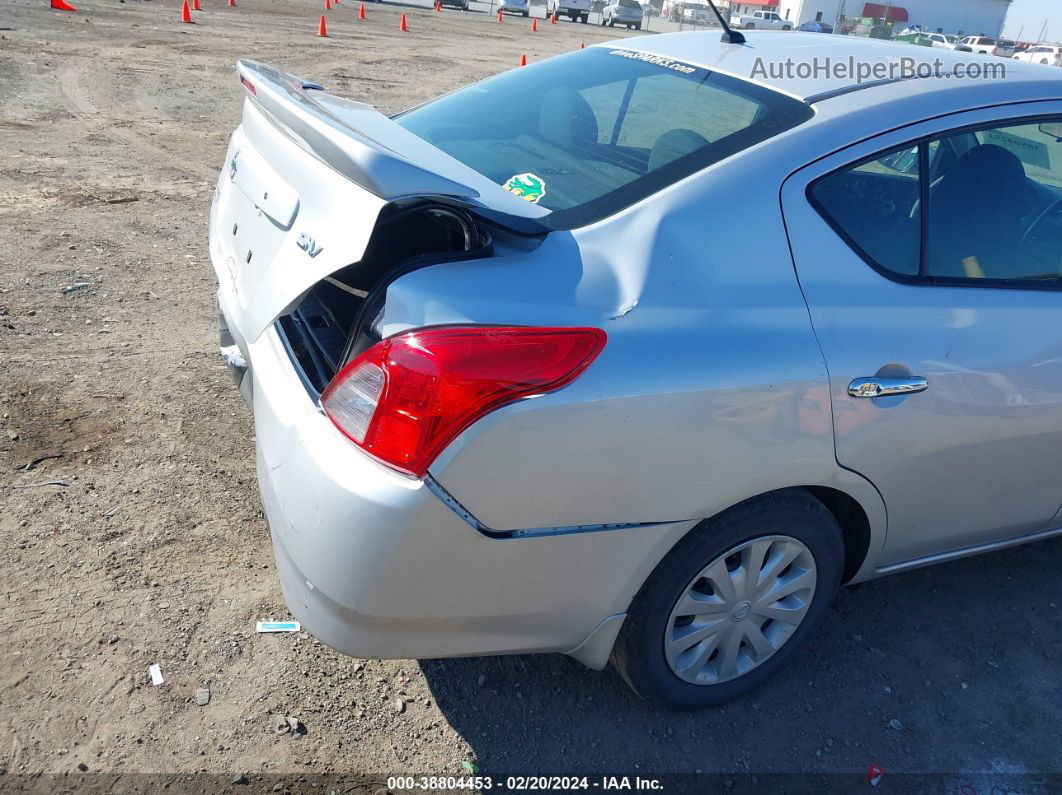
209,59,547,344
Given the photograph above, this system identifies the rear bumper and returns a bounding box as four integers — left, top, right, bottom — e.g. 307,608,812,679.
218,303,253,406
225,297,688,667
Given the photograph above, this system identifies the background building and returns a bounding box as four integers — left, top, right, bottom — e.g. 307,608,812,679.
725,0,1012,37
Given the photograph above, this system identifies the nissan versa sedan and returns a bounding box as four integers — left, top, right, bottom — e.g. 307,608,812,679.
210,32,1062,708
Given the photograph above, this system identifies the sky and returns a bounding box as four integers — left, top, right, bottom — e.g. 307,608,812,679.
1003,0,1058,41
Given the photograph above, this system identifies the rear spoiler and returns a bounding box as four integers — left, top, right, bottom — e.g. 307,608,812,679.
236,59,548,223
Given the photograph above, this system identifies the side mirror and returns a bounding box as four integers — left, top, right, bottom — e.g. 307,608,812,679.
1039,122,1062,140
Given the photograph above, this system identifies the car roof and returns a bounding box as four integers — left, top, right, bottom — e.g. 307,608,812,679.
599,31,1053,103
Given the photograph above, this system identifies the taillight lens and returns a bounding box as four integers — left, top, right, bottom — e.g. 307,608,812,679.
321,326,607,477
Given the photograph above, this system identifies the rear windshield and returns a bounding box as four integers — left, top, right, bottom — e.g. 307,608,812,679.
394,48,813,229
619,0,641,7
978,38,995,45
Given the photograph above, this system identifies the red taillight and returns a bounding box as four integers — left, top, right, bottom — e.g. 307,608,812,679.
321,326,607,477
240,75,257,96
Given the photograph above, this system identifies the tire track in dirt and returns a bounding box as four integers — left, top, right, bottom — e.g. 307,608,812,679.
57,65,217,182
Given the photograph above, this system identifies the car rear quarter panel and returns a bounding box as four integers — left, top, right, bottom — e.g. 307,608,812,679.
381,142,886,575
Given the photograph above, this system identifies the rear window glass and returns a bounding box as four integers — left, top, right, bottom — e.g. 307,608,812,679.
619,0,641,7
394,48,813,229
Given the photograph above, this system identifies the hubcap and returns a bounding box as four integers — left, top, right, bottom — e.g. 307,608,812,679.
664,535,817,685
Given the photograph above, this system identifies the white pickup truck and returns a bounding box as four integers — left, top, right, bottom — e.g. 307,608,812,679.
731,9,792,30
547,0,591,22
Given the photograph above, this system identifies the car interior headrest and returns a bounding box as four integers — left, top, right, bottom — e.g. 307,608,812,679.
538,88,599,154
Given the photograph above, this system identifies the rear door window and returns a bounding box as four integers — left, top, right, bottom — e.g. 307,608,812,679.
395,47,813,229
810,119,1062,286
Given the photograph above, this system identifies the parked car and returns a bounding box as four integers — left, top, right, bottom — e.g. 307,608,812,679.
1013,44,1062,66
438,0,469,8
732,9,791,30
662,0,710,24
547,0,590,22
961,35,1016,57
924,33,972,52
897,32,973,52
498,0,530,15
796,20,832,34
212,33,1062,708
601,0,643,29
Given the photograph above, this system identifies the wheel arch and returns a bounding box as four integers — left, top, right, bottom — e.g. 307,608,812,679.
569,478,885,669
801,485,873,583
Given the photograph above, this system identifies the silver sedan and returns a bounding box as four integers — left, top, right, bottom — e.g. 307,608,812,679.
210,33,1062,707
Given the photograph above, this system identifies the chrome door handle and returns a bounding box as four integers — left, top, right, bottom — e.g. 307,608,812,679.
848,376,928,398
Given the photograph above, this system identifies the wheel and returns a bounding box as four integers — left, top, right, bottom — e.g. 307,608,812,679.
610,490,844,709
782,25,791,30
744,22,754,29
634,21,640,29
580,13,588,22
1041,59,1050,65
522,9,528,15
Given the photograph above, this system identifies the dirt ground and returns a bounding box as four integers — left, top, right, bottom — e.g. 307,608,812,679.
0,0,1060,790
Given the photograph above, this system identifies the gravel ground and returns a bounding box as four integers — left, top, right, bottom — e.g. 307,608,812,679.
0,0,1060,789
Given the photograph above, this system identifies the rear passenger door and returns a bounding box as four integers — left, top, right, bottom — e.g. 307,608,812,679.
782,104,1062,569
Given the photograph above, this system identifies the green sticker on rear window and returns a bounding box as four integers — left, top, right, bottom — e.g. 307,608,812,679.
502,172,546,204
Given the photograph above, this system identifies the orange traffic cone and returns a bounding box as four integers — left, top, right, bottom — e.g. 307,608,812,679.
228,0,235,6
531,17,538,31
358,2,366,18
50,0,78,11
579,41,585,48
192,0,201,10
435,0,441,10
520,53,527,66
400,12,408,30
325,0,331,9
181,0,193,22
497,10,503,22
318,14,328,35
551,12,556,23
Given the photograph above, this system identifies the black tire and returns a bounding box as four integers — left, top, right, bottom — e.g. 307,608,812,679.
610,490,844,709
744,22,754,29
634,22,640,29
580,13,588,22
522,9,529,15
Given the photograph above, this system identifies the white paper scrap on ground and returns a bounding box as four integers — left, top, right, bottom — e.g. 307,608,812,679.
148,664,164,686
256,621,301,633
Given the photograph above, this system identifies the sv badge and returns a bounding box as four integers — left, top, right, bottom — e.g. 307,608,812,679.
296,232,323,258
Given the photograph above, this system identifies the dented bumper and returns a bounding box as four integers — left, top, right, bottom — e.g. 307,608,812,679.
222,303,661,668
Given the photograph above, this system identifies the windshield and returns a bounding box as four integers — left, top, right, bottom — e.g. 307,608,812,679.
945,35,957,42
618,0,640,8
395,48,813,229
